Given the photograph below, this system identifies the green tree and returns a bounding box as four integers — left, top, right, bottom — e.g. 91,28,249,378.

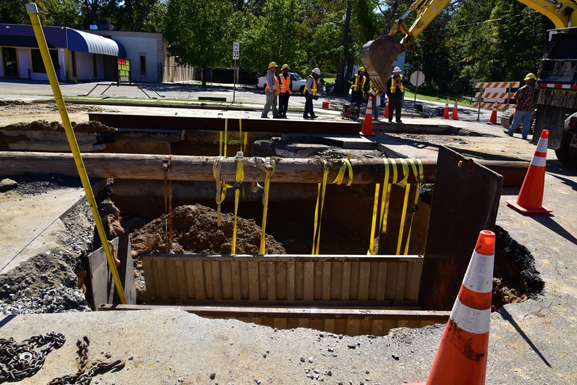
0,0,81,27
240,0,306,75
164,0,241,86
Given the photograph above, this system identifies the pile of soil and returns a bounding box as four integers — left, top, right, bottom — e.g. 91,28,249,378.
131,204,286,256
1,119,116,133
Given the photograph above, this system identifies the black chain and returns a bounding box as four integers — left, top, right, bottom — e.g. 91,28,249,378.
49,336,125,385
0,332,65,383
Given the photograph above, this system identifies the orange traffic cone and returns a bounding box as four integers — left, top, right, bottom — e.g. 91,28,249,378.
442,98,449,119
383,97,389,119
451,99,459,120
487,102,498,125
506,129,552,214
361,96,375,136
405,230,495,385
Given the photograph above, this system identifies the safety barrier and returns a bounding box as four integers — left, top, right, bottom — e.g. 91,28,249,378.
473,81,520,111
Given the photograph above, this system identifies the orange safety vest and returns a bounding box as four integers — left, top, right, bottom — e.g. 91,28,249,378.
351,75,366,91
265,71,280,94
279,73,292,94
390,75,404,93
304,75,317,96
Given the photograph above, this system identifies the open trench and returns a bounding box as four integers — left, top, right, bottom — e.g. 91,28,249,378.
0,115,544,336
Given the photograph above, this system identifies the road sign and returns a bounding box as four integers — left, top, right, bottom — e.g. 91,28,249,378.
233,42,240,60
404,63,413,71
410,71,425,87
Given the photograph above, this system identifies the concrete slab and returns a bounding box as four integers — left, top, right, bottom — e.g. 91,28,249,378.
0,188,85,274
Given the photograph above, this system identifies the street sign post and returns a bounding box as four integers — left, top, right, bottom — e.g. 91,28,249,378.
233,42,239,103
410,70,425,104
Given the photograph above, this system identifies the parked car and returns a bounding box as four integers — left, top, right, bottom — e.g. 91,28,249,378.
256,72,307,94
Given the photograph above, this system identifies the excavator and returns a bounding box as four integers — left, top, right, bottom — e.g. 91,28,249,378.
362,0,577,93
362,0,577,167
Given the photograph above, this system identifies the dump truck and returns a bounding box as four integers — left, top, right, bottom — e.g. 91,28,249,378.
362,0,577,167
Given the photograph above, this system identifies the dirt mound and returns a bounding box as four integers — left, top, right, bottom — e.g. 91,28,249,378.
0,100,30,107
131,204,286,256
1,119,116,133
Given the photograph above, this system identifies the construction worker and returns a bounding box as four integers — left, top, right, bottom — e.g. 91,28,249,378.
278,64,292,119
350,67,367,120
303,68,320,119
368,79,382,121
385,66,408,123
261,62,280,119
507,73,537,140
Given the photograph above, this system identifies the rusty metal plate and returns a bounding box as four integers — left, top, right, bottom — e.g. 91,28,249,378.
419,146,503,311
88,112,361,135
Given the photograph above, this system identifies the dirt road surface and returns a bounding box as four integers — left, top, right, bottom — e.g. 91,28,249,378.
0,81,576,384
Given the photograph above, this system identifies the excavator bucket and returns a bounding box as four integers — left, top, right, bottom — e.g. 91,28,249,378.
361,36,406,93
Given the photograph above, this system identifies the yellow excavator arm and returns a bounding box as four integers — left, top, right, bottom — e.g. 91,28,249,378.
362,0,576,92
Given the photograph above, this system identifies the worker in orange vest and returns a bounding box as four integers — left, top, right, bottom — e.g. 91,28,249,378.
303,68,320,119
262,62,280,119
350,67,367,120
278,64,292,119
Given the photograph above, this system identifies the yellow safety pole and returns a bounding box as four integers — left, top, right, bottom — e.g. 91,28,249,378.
26,3,127,304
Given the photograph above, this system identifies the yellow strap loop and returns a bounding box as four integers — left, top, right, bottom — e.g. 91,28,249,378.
239,119,243,154
259,159,275,254
213,157,234,226
224,119,228,157
231,152,245,255
312,160,330,255
381,158,397,233
403,159,424,255
396,159,411,255
331,153,353,186
368,183,381,255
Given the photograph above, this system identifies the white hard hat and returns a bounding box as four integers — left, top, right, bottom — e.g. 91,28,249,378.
393,66,401,73
313,68,321,75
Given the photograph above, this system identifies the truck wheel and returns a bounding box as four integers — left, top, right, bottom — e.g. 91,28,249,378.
299,86,305,95
555,112,577,168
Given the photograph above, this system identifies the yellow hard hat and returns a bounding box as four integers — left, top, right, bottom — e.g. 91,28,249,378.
359,67,365,72
524,73,536,80
268,62,278,69
281,64,290,70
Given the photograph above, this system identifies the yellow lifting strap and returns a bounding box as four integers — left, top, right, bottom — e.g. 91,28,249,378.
312,160,330,255
26,5,130,303
231,151,245,255
395,159,412,255
251,158,276,254
331,153,354,186
239,119,248,154
213,156,234,226
368,158,398,255
368,183,381,255
402,159,424,255
219,119,229,157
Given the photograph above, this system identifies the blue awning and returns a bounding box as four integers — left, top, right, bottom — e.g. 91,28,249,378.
67,29,126,58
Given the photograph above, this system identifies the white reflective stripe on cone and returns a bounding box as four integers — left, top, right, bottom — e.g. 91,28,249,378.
463,251,495,293
450,298,491,335
536,139,548,153
531,156,547,168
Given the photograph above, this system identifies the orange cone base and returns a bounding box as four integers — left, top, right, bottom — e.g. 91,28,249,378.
505,200,552,214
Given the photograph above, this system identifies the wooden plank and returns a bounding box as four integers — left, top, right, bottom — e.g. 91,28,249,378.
310,319,323,332
276,261,287,300
372,320,384,336
341,261,351,301
324,319,335,334
405,260,423,302
334,319,347,336
167,261,180,299
221,261,233,300
385,262,399,300
267,261,276,301
287,260,295,301
192,261,205,300
376,262,388,301
185,261,195,299
142,259,157,300
347,320,360,337
350,261,360,300
331,261,342,300
145,254,424,264
259,261,268,299
396,261,408,301
359,319,372,336
230,261,241,300
240,261,249,300
287,318,299,329
358,262,371,301
248,261,260,301
314,261,323,300
262,318,275,328
211,261,222,300
322,262,331,301
298,319,309,329
303,262,314,301
368,261,379,300
382,320,397,335
274,318,288,330
203,261,214,299
175,260,187,300
157,259,169,299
